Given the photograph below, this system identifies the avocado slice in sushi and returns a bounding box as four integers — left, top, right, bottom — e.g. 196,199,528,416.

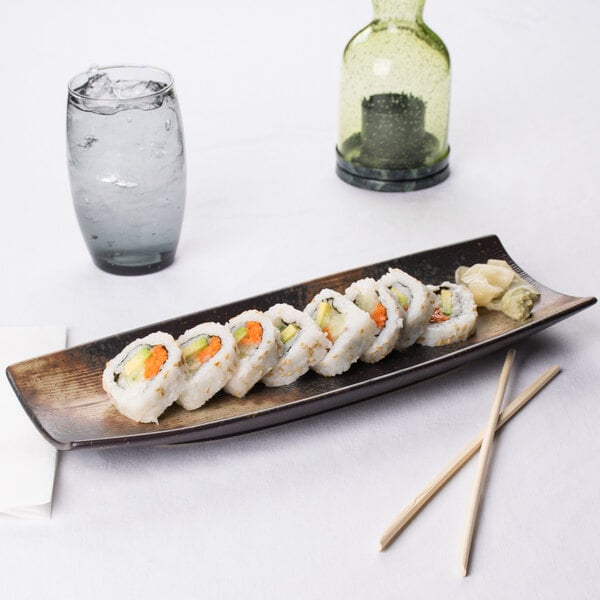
440,288,453,316
121,346,152,380
315,301,346,342
182,336,209,359
279,323,299,344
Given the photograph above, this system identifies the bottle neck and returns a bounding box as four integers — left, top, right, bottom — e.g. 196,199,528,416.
372,0,424,22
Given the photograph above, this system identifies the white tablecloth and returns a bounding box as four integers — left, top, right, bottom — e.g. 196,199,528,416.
1,0,598,598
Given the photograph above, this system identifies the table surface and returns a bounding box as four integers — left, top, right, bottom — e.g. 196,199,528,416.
2,1,599,598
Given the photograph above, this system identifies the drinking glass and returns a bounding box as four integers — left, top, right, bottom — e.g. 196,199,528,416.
67,65,186,275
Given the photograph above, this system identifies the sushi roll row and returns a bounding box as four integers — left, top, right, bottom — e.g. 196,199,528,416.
102,268,477,423
102,306,331,423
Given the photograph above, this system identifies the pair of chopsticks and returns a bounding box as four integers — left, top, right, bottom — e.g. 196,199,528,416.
379,349,561,576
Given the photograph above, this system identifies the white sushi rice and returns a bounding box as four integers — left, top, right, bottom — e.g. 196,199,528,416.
224,309,282,398
378,268,436,350
102,331,184,423
345,277,404,363
176,322,239,410
262,303,332,387
417,282,478,347
304,289,377,376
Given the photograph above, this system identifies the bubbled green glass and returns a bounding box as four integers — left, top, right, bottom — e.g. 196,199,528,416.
336,0,451,191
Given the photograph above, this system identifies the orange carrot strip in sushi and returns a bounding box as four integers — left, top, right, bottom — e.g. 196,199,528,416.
371,302,388,329
322,326,334,343
144,345,168,379
197,336,222,364
239,321,263,345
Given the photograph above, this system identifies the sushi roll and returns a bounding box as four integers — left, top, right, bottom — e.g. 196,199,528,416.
176,322,239,410
417,282,477,347
378,268,436,350
102,331,184,423
224,309,282,398
345,277,404,363
262,303,332,387
304,288,378,377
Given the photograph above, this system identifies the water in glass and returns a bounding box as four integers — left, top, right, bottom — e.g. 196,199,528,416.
67,66,186,275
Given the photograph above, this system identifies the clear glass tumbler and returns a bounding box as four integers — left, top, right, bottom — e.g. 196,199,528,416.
67,65,186,275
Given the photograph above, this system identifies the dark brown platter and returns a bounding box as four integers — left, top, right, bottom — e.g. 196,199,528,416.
6,235,597,450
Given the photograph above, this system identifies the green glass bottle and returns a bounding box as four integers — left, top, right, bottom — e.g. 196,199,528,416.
336,0,451,191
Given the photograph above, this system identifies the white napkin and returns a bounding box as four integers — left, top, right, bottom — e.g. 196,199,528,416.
0,325,66,519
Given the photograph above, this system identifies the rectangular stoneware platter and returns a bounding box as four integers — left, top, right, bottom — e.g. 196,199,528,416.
6,235,597,450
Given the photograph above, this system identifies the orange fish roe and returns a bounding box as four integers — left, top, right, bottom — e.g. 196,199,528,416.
429,307,450,323
196,336,222,364
144,345,168,379
239,321,263,345
370,302,387,330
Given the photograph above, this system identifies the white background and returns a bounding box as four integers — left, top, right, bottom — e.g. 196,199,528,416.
1,0,599,598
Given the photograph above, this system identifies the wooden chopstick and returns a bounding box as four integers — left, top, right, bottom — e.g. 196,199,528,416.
459,348,516,576
379,361,561,552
